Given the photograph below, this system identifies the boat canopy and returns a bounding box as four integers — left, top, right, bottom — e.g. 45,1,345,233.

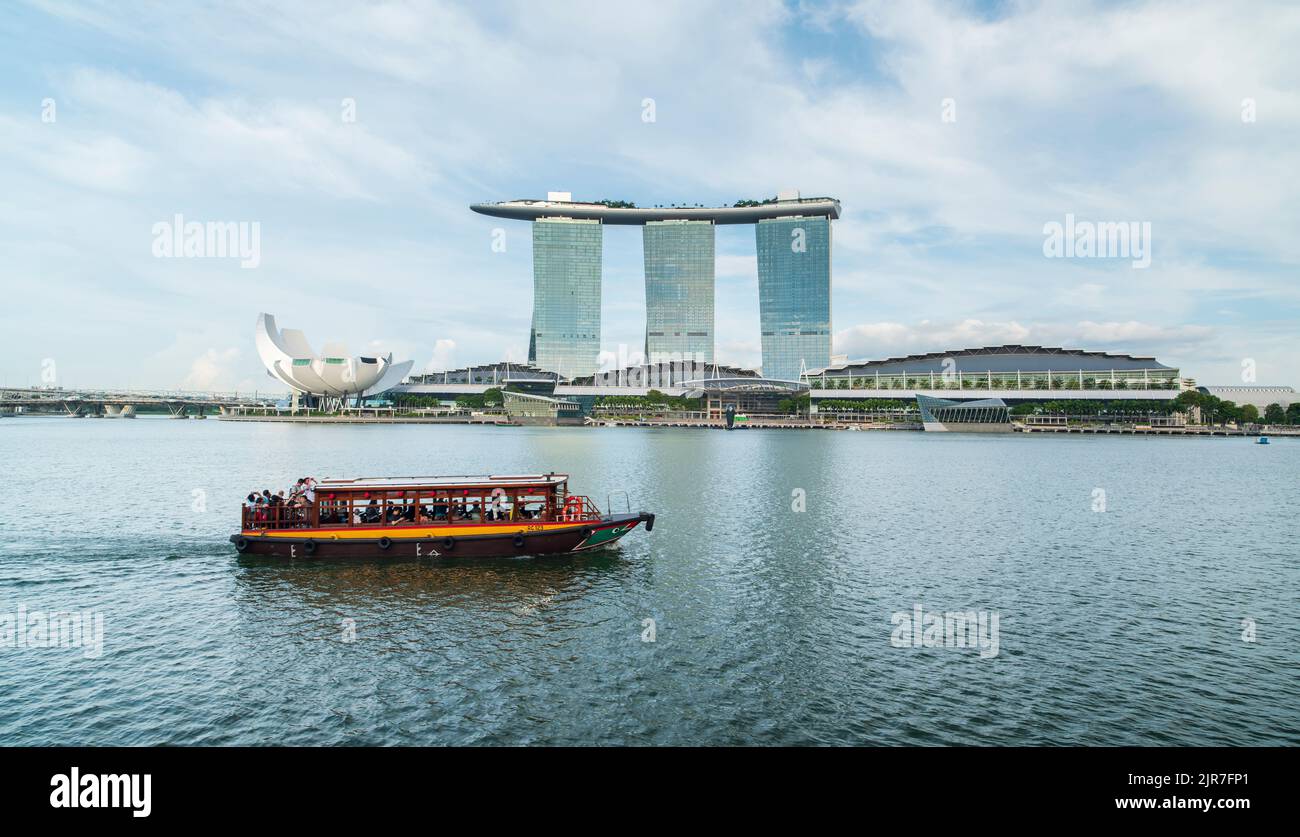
317,474,568,492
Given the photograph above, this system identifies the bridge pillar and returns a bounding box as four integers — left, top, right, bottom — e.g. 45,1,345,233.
167,402,188,418
105,404,122,417
121,404,137,419
63,402,82,417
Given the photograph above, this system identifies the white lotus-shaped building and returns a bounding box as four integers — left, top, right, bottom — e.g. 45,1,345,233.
255,313,413,401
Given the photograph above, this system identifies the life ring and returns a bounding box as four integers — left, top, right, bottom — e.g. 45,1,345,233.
512,534,526,549
234,537,249,552
563,496,583,522
441,536,456,551
303,539,317,555
377,536,392,550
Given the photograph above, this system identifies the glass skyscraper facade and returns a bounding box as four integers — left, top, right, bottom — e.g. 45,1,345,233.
642,220,714,364
755,215,832,380
529,218,602,378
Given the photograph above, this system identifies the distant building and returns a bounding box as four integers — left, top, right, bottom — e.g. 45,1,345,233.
254,312,412,407
756,215,833,380
644,219,715,363
472,191,840,381
916,394,1012,432
568,361,757,390
501,390,583,426
677,375,809,420
806,345,1185,394
1198,385,1299,410
406,362,560,387
530,218,603,378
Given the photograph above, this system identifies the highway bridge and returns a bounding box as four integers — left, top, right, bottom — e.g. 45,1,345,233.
0,386,278,418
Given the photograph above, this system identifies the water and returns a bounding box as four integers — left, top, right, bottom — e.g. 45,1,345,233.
1,416,1296,745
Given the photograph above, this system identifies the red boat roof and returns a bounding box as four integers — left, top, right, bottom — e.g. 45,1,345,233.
316,474,569,491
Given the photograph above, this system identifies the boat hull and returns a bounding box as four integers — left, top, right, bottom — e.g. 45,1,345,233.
230,513,654,559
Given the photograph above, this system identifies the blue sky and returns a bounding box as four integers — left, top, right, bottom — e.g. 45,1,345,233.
2,0,1297,391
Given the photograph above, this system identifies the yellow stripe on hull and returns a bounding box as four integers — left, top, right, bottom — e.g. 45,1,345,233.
242,521,590,540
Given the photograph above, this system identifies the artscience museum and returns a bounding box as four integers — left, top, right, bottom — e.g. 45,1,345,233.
254,313,413,407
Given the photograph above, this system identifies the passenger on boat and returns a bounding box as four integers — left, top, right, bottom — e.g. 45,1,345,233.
360,499,382,524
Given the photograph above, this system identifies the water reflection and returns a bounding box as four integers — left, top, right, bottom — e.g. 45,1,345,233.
2,419,1297,744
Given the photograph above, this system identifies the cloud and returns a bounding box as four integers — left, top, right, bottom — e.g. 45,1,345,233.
425,338,457,372
181,348,240,390
0,0,1296,389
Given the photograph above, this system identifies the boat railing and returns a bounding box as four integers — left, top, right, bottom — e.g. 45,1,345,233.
242,494,594,530
606,490,630,515
241,503,314,530
561,495,605,522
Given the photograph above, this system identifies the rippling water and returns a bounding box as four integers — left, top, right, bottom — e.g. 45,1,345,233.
0,416,1296,745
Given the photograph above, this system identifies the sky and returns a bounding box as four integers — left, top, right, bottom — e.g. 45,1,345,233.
1,0,1297,393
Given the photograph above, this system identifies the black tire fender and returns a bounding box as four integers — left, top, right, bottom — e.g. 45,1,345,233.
512,534,526,549
441,537,455,551
234,536,249,552
580,527,594,540
303,539,317,555
377,536,392,550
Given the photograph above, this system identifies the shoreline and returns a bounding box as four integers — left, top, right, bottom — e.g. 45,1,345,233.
10,412,1296,436
206,413,1300,436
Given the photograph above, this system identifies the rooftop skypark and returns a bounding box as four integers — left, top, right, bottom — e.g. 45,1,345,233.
472,189,838,381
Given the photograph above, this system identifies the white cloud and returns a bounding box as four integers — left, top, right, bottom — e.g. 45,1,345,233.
425,338,457,372
181,347,240,390
1,0,1297,388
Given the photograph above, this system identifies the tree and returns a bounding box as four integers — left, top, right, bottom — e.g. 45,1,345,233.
1172,390,1203,422
1211,399,1238,425
1240,404,1259,425
1264,403,1286,425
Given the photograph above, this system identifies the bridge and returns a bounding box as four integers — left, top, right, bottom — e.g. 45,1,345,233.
0,386,278,418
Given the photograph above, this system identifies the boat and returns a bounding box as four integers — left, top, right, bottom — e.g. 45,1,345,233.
1257,436,1270,445
230,473,654,559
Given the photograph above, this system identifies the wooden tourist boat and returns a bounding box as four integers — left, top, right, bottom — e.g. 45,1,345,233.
231,473,654,559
